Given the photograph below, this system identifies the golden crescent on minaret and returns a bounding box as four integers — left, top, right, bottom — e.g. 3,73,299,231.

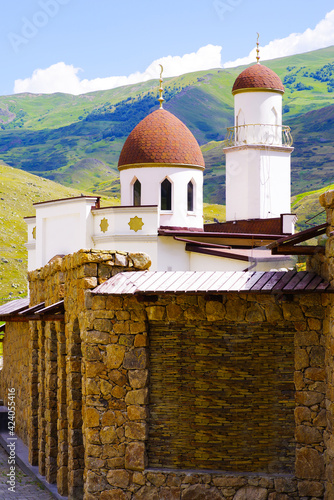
256,33,260,63
158,64,165,109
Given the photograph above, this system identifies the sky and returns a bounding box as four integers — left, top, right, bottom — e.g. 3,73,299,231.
1,0,334,96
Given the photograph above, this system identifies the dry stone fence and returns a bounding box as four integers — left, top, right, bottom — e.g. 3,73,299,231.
1,191,334,499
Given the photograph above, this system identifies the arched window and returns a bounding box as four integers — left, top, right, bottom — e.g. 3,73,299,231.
133,179,141,206
161,178,172,211
187,180,194,211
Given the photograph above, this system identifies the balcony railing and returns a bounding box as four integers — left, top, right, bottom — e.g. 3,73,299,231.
224,124,293,147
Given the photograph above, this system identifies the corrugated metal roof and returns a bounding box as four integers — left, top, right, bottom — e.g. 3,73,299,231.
0,298,29,319
92,270,333,296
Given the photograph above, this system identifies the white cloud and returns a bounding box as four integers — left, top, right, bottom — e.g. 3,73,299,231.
14,44,222,95
224,9,334,68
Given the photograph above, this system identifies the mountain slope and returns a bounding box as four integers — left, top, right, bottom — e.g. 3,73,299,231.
0,46,334,203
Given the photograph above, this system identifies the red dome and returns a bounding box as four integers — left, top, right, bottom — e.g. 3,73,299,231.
118,109,205,169
232,63,284,95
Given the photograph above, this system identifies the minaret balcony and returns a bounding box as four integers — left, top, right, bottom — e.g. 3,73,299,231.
224,124,293,148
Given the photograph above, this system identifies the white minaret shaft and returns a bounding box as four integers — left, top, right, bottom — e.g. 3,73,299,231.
224,59,293,222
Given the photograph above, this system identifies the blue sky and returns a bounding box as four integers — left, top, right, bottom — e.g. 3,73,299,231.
1,0,334,95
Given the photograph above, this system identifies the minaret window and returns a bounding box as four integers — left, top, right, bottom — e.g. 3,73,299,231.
133,179,141,206
161,178,172,211
187,181,194,211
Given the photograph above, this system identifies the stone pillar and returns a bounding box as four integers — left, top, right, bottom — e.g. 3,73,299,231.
28,321,39,465
82,294,149,500
66,317,84,500
317,190,334,499
38,321,46,476
57,321,68,496
44,322,58,484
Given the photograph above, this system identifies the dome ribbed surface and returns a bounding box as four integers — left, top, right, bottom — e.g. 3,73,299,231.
232,64,284,94
118,109,205,168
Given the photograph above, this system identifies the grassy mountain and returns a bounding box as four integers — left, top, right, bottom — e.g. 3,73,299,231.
0,46,334,203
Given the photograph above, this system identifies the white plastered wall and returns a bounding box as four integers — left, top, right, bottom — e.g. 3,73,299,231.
225,146,292,221
119,165,204,229
34,197,97,269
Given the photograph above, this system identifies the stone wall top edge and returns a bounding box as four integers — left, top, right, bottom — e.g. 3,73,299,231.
319,189,334,209
28,249,151,282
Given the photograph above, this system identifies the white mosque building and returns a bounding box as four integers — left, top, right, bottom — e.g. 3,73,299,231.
25,59,298,273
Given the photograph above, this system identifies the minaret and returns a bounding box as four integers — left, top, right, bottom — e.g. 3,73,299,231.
224,36,294,222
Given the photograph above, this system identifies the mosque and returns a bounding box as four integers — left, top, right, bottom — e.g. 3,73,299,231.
25,55,312,274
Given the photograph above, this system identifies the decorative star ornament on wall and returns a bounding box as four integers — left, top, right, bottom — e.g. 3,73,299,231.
100,218,109,233
128,216,144,232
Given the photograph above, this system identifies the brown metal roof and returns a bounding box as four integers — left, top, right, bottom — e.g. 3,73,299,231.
204,217,283,235
0,298,29,319
0,299,64,322
92,270,333,296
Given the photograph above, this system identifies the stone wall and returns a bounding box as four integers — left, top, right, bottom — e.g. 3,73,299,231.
82,290,327,499
0,320,30,445
308,190,334,499
2,220,334,499
27,249,151,499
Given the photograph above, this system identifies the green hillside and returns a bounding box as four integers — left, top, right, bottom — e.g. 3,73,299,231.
0,46,334,203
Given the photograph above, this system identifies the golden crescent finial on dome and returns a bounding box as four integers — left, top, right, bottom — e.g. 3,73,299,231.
256,33,260,63
158,64,165,109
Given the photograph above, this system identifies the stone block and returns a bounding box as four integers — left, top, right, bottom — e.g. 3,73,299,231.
295,447,325,479
94,319,112,332
128,405,148,421
106,469,130,488
130,321,147,334
206,301,225,321
106,345,126,369
100,426,117,444
309,346,325,367
109,370,127,387
123,349,148,370
133,472,146,485
295,330,319,346
181,484,223,499
129,252,151,270
125,441,146,471
101,489,127,500
295,424,322,444
146,306,165,321
295,348,309,370
125,422,147,440
134,334,148,347
86,330,110,344
298,480,324,497
305,367,326,381
295,391,324,406
233,486,267,500
294,406,312,425
166,303,184,321
146,472,166,487
113,322,130,334
85,408,100,428
133,486,159,500
128,369,149,389
125,388,149,405
159,487,181,499
245,303,265,322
